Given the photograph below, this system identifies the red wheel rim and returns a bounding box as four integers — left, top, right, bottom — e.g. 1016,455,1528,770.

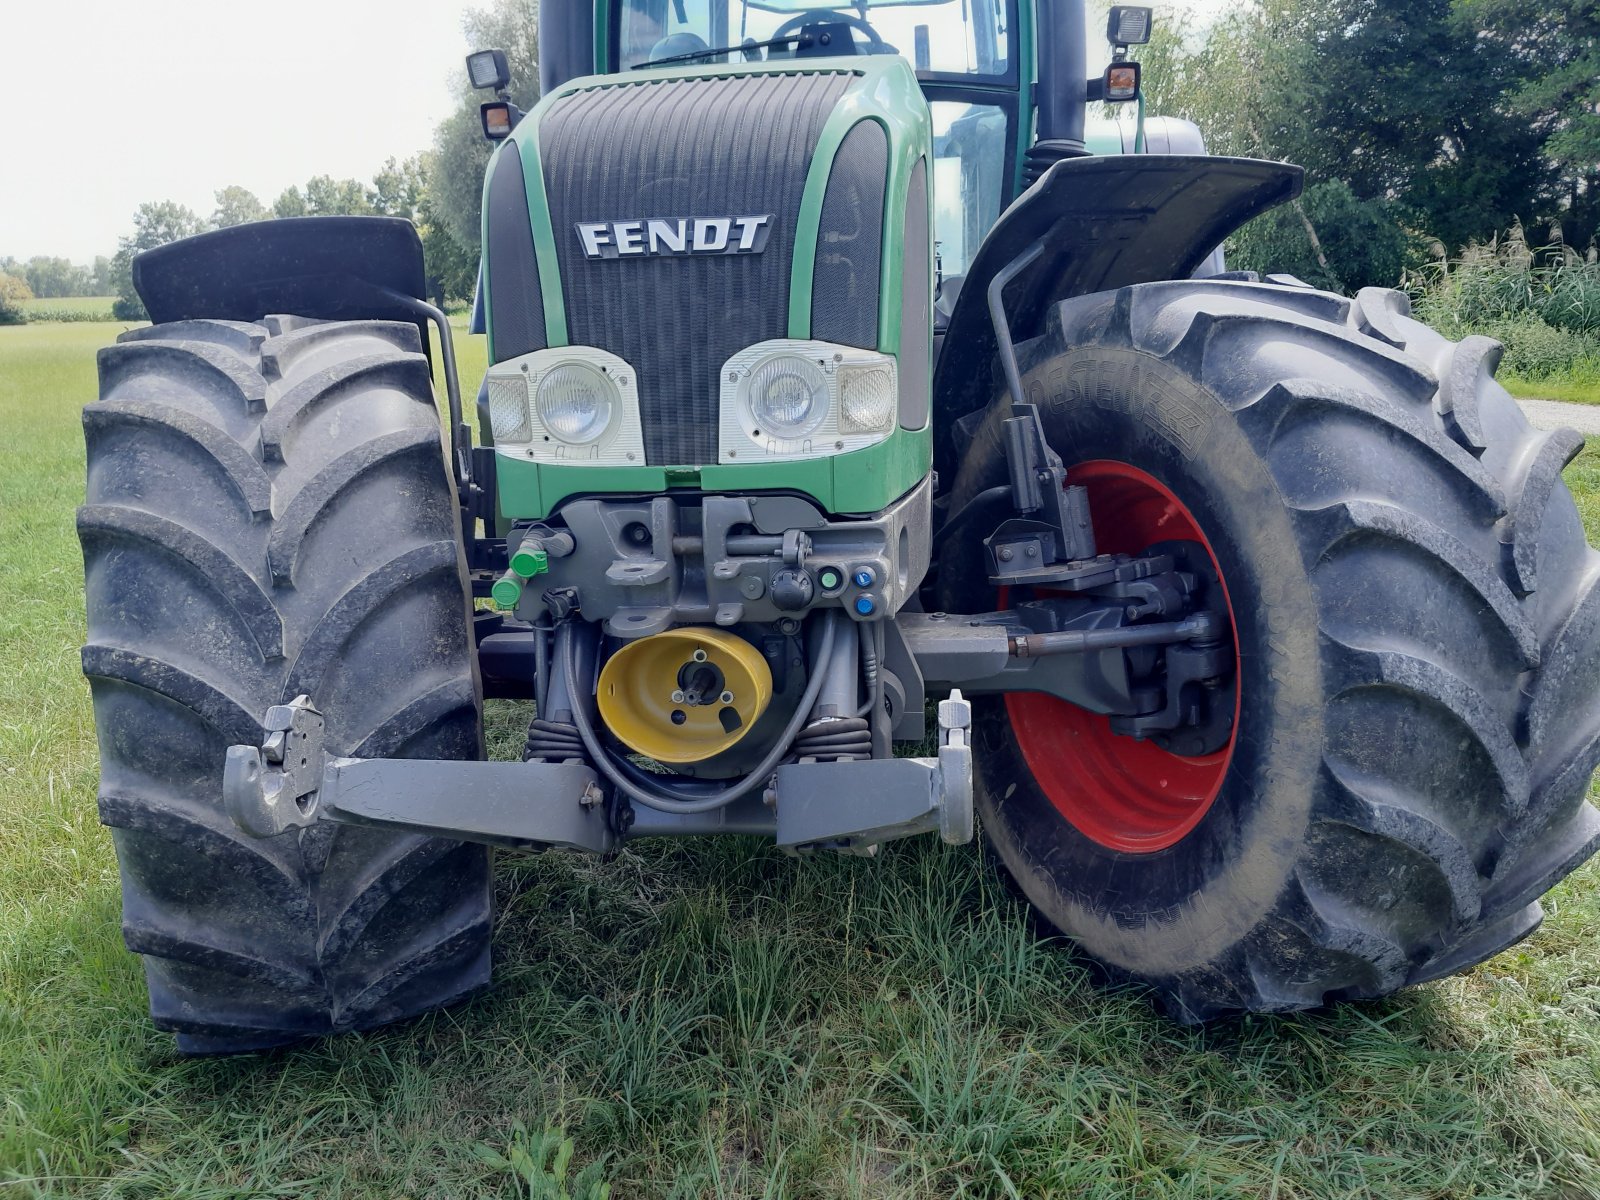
1003,461,1240,853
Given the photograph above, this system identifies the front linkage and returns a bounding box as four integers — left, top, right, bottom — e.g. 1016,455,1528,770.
225,677,975,856
221,401,1233,859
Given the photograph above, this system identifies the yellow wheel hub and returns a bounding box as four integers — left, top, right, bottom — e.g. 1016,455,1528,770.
596,627,773,765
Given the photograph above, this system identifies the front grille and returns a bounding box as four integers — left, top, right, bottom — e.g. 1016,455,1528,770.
539,72,851,465
811,120,887,350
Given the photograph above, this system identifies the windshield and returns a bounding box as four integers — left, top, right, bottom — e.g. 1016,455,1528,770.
617,0,1011,78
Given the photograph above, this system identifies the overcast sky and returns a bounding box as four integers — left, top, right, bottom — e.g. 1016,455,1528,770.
0,0,1229,265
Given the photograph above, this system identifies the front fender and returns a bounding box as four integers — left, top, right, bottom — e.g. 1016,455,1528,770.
932,154,1302,478
132,215,432,345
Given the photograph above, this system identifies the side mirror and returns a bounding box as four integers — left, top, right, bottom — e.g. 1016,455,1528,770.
466,49,512,91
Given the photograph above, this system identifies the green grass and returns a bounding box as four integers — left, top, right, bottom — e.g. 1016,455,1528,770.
1503,374,1600,406
18,297,118,323
3,321,1600,1197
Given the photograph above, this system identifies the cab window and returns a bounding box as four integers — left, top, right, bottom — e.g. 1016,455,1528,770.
617,0,1011,80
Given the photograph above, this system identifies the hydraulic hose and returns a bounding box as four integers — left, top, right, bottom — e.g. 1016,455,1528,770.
931,485,1011,552
560,614,841,815
855,621,881,717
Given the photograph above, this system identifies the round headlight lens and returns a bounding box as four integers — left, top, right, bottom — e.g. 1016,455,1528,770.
536,362,616,443
747,354,828,439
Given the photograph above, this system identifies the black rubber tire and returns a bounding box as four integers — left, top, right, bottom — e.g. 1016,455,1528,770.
79,315,492,1053
938,280,1600,1020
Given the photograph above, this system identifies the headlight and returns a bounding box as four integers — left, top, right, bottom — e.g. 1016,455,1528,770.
720,340,900,463
746,354,828,439
839,364,895,434
486,375,531,443
536,362,616,443
481,346,644,464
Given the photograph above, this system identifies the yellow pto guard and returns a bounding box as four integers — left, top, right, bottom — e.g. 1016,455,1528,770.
596,628,773,764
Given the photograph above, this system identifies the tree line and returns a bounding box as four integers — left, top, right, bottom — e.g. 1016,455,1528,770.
0,0,535,323
5,0,1594,320
1138,0,1599,291
0,255,115,299
93,0,539,320
98,158,471,320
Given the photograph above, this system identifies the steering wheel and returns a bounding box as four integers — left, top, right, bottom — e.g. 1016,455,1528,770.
771,8,892,55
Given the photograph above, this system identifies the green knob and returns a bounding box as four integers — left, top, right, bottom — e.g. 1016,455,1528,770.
510,543,549,579
491,572,523,611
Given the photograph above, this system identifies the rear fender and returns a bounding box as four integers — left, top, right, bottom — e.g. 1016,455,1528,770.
932,155,1302,478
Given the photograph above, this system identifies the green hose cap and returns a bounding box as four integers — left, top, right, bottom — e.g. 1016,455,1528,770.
509,543,549,579
491,572,523,611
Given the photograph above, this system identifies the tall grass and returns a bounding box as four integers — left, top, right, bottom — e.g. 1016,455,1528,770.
1410,229,1600,386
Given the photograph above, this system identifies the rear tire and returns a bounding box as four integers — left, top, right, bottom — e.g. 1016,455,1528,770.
939,280,1600,1020
79,315,492,1052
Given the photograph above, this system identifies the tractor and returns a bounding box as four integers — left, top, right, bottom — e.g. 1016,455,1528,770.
79,0,1600,1053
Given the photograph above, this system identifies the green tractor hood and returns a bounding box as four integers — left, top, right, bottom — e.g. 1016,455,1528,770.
479,56,935,520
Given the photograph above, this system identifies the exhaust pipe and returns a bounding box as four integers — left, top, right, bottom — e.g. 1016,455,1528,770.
1027,0,1089,183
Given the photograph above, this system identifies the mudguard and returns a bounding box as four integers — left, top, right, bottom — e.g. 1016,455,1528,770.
132,215,431,345
931,154,1302,477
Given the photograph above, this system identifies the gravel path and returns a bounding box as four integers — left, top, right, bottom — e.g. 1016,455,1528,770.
1517,397,1600,436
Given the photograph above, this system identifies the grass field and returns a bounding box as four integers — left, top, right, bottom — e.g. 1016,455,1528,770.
3,320,1599,1198
1503,374,1600,406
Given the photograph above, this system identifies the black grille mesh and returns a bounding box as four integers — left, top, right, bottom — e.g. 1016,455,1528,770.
811,121,887,349
540,72,851,465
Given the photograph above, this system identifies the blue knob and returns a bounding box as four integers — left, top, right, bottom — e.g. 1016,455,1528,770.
854,594,876,616
852,567,875,589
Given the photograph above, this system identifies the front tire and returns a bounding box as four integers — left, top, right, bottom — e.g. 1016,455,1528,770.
940,280,1600,1020
79,315,492,1052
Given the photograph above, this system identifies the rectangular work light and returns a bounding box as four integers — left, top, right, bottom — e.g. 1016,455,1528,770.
466,48,511,91
1107,6,1153,46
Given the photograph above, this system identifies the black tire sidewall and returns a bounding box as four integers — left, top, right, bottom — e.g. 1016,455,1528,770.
942,341,1324,980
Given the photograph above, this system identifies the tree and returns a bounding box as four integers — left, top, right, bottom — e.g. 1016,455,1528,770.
90,256,114,295
1460,0,1600,248
417,158,481,305
22,255,92,298
212,185,269,228
272,186,308,218
111,201,208,321
1150,0,1552,280
0,272,32,325
304,175,373,216
369,155,428,221
427,0,540,282
1228,180,1418,291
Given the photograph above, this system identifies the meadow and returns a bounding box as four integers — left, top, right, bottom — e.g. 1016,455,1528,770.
2,319,1598,1198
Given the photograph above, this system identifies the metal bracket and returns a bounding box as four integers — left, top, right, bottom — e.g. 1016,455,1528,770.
986,403,1096,577
224,695,326,838
223,694,614,853
773,689,973,851
936,690,973,845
